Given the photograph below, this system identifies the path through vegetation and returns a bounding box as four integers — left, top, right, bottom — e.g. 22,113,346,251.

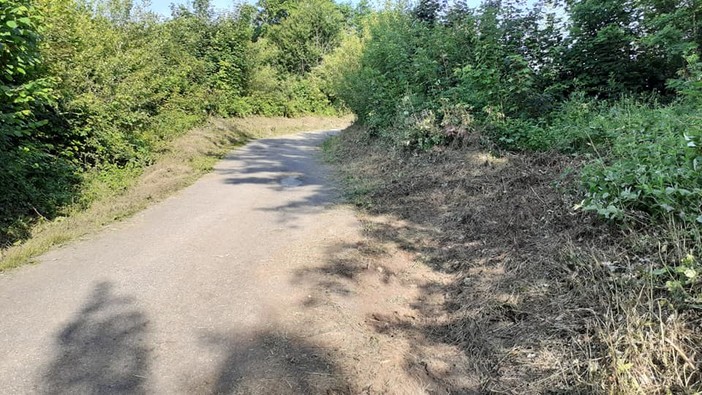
0,130,471,394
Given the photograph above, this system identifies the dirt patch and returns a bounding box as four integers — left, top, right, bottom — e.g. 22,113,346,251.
323,125,702,394
284,211,478,394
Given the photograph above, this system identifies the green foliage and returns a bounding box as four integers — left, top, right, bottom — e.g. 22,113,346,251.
579,101,702,224
311,31,365,109
265,0,344,74
0,0,353,247
335,0,702,231
562,0,641,96
669,51,702,102
1,0,79,245
338,1,567,147
339,10,415,131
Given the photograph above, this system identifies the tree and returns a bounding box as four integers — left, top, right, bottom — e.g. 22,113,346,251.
254,0,291,38
413,0,445,24
562,0,642,96
266,0,344,74
638,0,702,93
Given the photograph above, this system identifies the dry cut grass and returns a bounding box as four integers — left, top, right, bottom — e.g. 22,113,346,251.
323,125,701,394
0,116,353,271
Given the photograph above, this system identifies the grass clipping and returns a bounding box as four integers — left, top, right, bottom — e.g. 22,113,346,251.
0,116,353,271
323,125,701,394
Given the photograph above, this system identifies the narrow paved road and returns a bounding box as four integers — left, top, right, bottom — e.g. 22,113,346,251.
0,131,380,394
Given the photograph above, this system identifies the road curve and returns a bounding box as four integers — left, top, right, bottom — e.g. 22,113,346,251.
0,130,364,394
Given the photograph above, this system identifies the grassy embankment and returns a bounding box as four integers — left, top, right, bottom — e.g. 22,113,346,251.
0,116,352,272
323,125,701,394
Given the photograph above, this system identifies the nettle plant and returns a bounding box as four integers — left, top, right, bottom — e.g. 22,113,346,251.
579,104,702,224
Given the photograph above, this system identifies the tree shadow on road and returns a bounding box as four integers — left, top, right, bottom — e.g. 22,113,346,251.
201,330,350,395
42,282,150,394
217,132,340,227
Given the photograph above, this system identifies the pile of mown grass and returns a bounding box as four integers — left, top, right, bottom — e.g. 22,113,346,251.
323,125,701,394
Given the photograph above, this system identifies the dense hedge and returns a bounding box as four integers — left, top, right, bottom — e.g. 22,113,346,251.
0,0,364,246
337,0,702,227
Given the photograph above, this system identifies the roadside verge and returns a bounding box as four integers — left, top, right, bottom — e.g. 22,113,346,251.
0,116,353,271
323,125,701,393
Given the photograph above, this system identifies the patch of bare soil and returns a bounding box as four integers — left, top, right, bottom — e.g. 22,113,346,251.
270,209,477,394
324,126,702,394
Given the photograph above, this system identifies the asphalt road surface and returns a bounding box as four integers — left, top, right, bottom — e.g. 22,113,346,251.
0,130,369,394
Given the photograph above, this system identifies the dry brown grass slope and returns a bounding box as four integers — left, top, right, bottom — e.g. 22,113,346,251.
323,125,701,394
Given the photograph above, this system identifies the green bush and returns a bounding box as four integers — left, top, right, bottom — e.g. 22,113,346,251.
1,0,80,246
334,0,702,229
0,0,355,246
580,102,702,223
484,96,702,225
